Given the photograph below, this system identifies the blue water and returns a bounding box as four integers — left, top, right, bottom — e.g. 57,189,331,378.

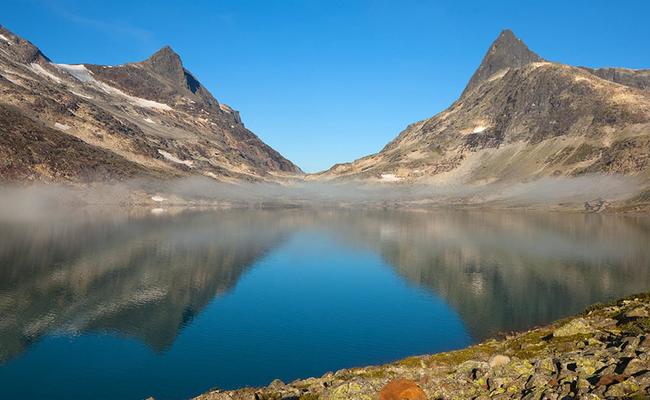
1,209,649,399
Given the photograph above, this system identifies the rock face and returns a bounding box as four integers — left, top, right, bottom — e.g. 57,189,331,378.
0,25,301,183
462,29,544,96
318,29,650,197
195,293,650,399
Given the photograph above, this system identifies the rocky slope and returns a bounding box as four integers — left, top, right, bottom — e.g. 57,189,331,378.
0,25,300,183
318,30,650,193
196,292,650,399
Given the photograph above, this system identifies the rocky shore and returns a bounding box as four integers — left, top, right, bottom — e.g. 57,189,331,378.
195,293,650,399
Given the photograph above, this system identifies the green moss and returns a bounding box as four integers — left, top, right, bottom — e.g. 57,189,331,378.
396,356,423,368
584,302,605,314
256,392,282,400
357,368,390,379
617,317,650,335
427,342,498,366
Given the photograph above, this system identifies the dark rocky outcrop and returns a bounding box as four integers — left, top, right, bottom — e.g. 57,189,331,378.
462,29,544,96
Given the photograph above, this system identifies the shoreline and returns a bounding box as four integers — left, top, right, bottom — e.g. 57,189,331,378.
194,293,650,399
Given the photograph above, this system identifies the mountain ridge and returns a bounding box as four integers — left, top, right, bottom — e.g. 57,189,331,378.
319,29,650,201
0,24,301,183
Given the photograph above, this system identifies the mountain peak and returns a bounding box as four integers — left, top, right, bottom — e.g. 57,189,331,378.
144,45,185,83
496,28,517,42
461,29,543,96
150,45,180,60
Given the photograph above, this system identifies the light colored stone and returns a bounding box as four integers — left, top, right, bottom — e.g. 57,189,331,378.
489,354,511,368
327,381,373,400
553,318,593,337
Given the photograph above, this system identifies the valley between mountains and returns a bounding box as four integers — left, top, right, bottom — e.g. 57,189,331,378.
1,25,649,210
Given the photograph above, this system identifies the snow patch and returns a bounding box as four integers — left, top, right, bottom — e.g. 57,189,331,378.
30,63,62,83
143,117,155,124
55,63,172,110
54,123,70,131
130,96,171,110
151,195,166,202
55,63,94,82
380,174,402,182
0,34,10,43
205,172,219,180
158,150,194,167
151,208,166,214
472,125,488,133
70,90,93,99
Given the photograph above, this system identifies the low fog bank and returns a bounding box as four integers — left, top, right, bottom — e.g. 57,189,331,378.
165,174,642,204
0,174,644,220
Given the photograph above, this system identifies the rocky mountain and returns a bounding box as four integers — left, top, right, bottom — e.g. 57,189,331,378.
0,25,301,183
319,30,650,193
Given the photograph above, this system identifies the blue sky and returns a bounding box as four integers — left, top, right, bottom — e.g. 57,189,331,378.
5,0,650,172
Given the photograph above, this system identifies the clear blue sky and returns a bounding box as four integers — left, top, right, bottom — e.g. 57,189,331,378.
5,0,650,172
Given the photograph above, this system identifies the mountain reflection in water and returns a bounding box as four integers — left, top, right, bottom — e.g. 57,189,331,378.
0,208,649,399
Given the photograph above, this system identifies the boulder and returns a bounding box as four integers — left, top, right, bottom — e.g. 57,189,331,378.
488,355,511,368
553,318,593,337
625,306,649,319
379,379,427,400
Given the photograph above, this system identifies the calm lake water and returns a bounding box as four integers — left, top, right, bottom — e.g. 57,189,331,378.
0,208,649,399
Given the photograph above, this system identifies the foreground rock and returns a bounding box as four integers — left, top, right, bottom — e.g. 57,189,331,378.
195,293,650,399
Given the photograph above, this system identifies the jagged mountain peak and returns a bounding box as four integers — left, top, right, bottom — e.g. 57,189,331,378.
494,28,518,43
462,29,543,96
147,45,181,65
143,45,185,83
151,45,178,57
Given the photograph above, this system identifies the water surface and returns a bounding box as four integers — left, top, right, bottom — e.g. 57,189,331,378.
0,209,649,399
